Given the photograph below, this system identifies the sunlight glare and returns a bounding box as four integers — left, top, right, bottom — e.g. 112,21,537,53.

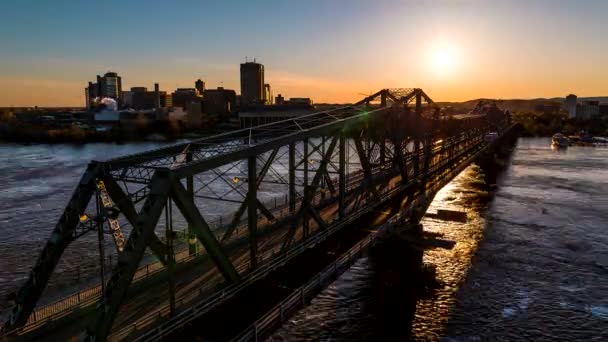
427,42,460,76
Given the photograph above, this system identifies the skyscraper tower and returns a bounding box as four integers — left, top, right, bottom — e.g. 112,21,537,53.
240,60,264,106
195,79,205,95
565,94,577,119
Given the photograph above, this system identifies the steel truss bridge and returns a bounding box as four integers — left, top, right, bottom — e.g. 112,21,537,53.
2,88,515,341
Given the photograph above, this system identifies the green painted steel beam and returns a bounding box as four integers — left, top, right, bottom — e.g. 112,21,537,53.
170,179,240,283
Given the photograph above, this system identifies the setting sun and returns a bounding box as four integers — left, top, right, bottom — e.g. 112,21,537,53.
427,42,460,76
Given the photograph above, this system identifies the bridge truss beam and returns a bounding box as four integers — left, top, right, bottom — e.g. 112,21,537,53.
4,89,514,341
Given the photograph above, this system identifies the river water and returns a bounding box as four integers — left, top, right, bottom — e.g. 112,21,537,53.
270,137,608,341
0,142,180,317
1,138,607,340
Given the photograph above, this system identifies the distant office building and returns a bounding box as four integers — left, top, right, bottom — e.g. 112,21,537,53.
85,71,123,109
122,90,134,108
577,100,600,120
98,72,122,101
162,93,173,108
240,61,265,106
131,87,148,92
600,103,608,116
186,101,204,128
195,79,206,95
204,87,237,115
128,86,169,110
264,84,273,105
85,82,98,109
172,88,200,109
239,105,316,128
275,94,285,105
288,98,313,106
565,94,577,119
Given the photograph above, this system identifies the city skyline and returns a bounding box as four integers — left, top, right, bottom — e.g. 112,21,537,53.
2,0,608,107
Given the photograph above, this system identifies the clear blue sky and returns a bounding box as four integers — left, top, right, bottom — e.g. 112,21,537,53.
1,0,607,106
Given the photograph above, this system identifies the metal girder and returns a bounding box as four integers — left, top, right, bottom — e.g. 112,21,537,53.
6,163,98,330
100,175,169,265
169,107,387,180
307,206,328,230
170,180,240,283
220,149,279,242
393,141,409,183
87,170,172,342
282,133,339,249
339,134,346,219
353,135,381,201
95,180,125,253
289,143,297,212
247,156,258,268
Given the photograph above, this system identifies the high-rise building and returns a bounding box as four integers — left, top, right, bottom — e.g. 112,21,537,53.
577,100,600,120
264,84,273,105
275,94,285,105
100,72,122,100
85,81,98,109
565,94,577,119
240,61,265,106
195,79,205,95
85,71,123,109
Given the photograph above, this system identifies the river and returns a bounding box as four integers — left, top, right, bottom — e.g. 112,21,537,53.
1,138,607,340
270,137,608,341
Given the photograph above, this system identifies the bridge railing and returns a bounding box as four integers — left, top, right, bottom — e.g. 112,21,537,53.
230,225,387,342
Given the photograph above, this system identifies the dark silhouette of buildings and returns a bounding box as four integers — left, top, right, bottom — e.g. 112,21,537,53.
195,79,205,95
264,83,273,105
240,61,265,106
204,87,236,115
172,88,200,109
128,86,170,110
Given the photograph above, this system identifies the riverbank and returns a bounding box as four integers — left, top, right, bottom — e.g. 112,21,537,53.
512,111,608,137
0,120,237,144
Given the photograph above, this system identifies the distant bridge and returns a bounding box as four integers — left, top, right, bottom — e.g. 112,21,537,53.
1,88,517,341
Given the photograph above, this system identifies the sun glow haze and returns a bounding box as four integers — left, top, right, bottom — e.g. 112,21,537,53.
427,41,460,77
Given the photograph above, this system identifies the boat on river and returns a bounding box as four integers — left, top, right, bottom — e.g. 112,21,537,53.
551,133,569,148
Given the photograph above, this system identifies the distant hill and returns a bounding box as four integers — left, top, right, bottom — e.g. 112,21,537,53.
436,96,608,113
